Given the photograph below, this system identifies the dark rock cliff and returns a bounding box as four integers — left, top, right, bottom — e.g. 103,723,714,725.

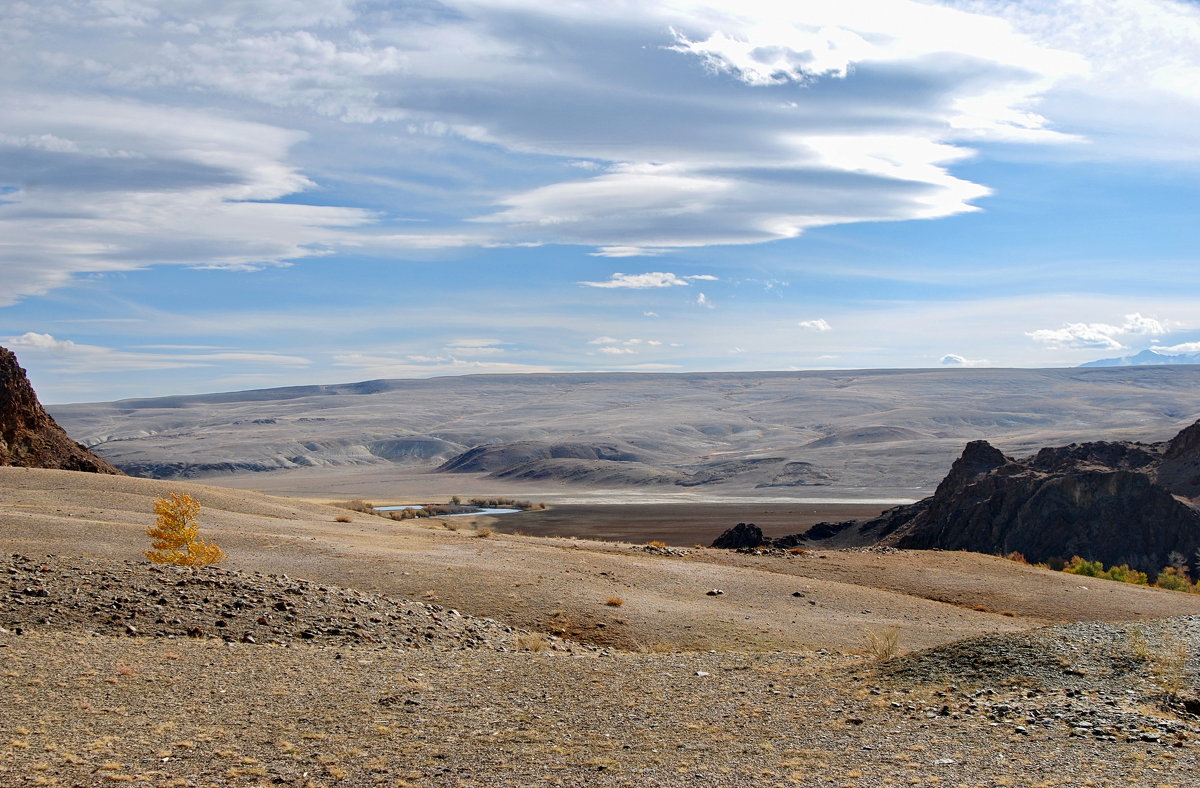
799,420,1200,575
0,346,121,474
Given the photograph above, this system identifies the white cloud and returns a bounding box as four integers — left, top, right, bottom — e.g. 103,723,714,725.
1152,342,1200,355
580,272,692,289
589,336,622,345
598,346,636,355
940,353,989,367
1026,322,1124,350
686,274,718,282
643,311,660,318
0,93,373,305
1121,312,1168,335
7,332,77,352
1026,312,1173,350
798,318,832,332
696,293,713,308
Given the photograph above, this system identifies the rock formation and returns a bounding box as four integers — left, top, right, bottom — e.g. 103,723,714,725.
710,522,766,549
796,420,1200,575
0,346,121,474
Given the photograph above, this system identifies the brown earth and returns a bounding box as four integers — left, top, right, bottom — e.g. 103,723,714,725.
4,467,1200,786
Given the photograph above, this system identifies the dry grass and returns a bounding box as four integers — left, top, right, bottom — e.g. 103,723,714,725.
605,597,624,607
473,526,493,538
514,632,550,652
334,515,352,523
863,627,900,661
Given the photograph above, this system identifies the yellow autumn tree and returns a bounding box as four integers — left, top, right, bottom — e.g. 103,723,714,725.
145,492,224,567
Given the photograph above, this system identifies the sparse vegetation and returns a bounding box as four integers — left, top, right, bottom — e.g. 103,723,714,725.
333,499,375,514
468,497,545,510
605,597,624,607
473,526,493,538
1063,556,1149,585
863,627,900,661
334,515,352,523
646,540,668,549
1004,552,1200,593
145,493,223,567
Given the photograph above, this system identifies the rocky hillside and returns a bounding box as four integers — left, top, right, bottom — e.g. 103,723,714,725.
795,420,1200,575
0,346,120,474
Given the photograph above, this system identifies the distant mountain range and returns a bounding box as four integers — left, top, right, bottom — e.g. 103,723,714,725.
1080,349,1200,367
46,366,1200,497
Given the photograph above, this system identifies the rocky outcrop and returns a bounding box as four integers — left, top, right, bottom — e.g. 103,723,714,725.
710,522,767,549
0,346,121,474
802,420,1200,575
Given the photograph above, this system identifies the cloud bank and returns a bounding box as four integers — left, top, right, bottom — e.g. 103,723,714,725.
10,0,1198,301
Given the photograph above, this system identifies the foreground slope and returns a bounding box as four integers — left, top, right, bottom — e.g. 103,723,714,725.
4,470,1200,786
4,467,1199,655
49,366,1200,496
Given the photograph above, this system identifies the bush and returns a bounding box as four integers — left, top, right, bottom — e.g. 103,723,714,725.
1063,556,1104,578
145,492,224,567
1154,566,1196,592
605,597,624,607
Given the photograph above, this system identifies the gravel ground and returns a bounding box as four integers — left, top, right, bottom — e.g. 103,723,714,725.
2,554,1199,787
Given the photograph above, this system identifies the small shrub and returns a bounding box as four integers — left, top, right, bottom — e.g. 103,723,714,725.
605,597,624,607
786,547,808,555
515,632,550,652
334,515,352,523
1127,627,1152,662
145,493,223,567
1005,551,1028,564
863,627,900,661
473,526,493,538
646,540,668,549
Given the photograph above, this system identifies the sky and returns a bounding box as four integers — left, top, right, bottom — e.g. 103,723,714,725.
3,0,1200,403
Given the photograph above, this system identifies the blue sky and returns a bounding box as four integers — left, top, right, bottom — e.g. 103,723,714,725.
3,0,1200,403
